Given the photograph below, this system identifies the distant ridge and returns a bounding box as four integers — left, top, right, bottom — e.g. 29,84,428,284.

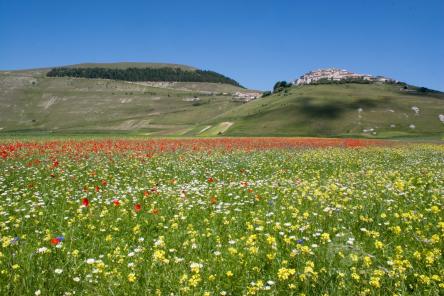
46,63,243,87
0,63,443,139
64,62,197,71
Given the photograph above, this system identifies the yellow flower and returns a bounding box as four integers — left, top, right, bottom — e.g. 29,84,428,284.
304,261,315,275
188,274,201,287
363,256,372,267
299,245,312,255
226,246,237,255
394,179,404,191
430,234,440,244
226,271,233,277
2,237,12,248
277,268,296,281
369,276,380,288
430,206,440,214
127,273,137,283
248,246,258,254
390,226,401,235
266,235,276,245
132,224,141,235
153,250,169,264
246,234,257,246
320,233,331,243
375,240,384,249
419,275,431,285
350,254,359,262
413,251,421,260
190,262,202,273
267,253,276,260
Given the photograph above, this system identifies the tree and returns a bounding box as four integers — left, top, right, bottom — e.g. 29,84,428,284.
273,81,291,93
47,67,244,87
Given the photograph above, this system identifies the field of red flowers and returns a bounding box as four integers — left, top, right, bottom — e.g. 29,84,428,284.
0,137,386,159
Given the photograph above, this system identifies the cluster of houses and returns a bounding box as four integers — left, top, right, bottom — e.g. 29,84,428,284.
232,91,262,103
295,68,395,85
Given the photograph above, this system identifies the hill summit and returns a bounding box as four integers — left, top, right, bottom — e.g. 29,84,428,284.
295,68,395,85
46,64,243,87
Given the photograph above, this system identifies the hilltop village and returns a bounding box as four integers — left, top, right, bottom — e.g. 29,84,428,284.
295,68,395,85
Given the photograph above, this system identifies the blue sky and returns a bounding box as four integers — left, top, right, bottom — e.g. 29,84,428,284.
1,0,443,90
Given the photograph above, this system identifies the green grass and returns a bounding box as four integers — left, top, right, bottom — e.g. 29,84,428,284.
1,68,443,139
0,139,443,295
0,70,247,134
212,84,444,139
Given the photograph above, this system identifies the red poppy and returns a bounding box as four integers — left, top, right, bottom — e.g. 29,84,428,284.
50,237,61,245
208,177,215,183
151,208,159,215
82,198,89,207
134,203,142,212
101,180,107,186
0,151,7,159
95,186,100,192
113,199,120,206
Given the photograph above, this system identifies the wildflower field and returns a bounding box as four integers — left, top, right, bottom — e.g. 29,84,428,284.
0,138,443,295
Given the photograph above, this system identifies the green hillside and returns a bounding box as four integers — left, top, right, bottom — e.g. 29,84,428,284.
205,83,444,139
1,64,443,139
0,65,251,135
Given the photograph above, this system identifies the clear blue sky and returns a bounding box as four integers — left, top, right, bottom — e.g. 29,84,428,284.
1,0,443,91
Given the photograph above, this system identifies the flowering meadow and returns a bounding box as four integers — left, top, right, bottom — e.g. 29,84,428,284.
0,138,443,295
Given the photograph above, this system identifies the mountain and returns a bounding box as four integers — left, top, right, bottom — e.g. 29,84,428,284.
205,83,444,139
46,64,243,87
0,64,443,139
0,63,259,135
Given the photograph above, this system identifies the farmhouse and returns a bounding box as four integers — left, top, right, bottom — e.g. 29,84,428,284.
232,91,262,102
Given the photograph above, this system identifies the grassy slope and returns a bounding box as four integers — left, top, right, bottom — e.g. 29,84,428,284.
1,67,443,138
210,84,444,139
0,70,247,135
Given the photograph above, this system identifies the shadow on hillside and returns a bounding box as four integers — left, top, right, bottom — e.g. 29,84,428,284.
349,98,378,108
299,97,379,119
299,97,345,118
